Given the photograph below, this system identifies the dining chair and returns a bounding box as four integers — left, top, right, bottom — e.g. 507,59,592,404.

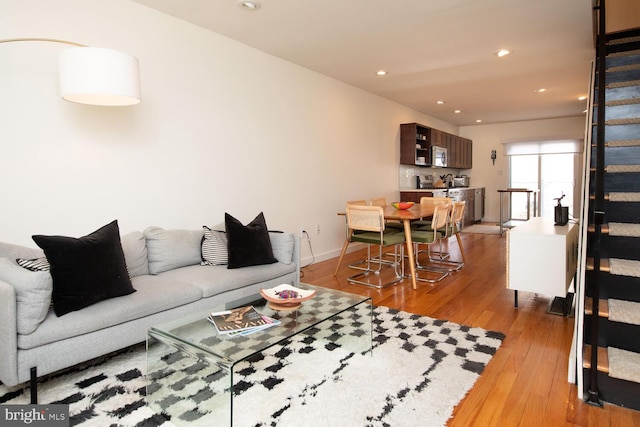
370,197,404,230
407,204,450,283
421,201,466,271
334,204,405,288
411,196,451,229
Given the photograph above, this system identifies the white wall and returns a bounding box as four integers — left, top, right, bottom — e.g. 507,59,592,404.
1,0,457,264
460,116,587,223
2,1,588,262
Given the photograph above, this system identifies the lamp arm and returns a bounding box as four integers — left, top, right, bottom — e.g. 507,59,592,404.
0,38,86,47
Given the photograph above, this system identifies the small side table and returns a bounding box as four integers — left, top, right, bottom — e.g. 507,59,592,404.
498,188,539,235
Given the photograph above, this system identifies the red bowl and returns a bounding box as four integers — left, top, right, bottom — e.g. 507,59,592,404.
392,201,415,210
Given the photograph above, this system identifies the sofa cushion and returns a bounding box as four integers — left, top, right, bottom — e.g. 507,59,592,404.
201,226,228,266
0,257,52,335
32,220,136,317
158,262,296,298
17,275,203,349
269,232,294,265
120,231,149,277
0,241,44,261
144,227,203,274
225,212,277,269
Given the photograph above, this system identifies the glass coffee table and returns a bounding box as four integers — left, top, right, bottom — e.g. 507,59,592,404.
146,283,372,426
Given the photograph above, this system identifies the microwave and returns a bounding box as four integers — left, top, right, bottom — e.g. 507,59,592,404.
431,146,447,167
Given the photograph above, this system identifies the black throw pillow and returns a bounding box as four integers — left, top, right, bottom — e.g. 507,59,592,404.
32,220,135,316
225,212,277,269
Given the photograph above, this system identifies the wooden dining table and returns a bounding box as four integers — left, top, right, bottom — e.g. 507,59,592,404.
381,204,435,290
337,203,436,290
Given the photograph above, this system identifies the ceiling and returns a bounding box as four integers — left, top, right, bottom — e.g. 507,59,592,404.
133,0,595,127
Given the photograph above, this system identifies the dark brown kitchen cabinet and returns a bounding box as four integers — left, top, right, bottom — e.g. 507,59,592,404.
401,123,472,169
399,191,423,203
400,123,431,166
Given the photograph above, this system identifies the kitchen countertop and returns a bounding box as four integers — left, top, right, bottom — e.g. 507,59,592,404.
400,186,485,192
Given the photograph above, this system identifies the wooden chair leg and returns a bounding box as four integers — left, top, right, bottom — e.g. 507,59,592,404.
455,233,466,263
334,231,353,276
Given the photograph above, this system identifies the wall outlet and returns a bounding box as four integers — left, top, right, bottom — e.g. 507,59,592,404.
300,228,309,239
315,224,320,235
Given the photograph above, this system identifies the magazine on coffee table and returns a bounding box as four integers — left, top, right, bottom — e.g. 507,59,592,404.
207,306,278,335
227,315,281,337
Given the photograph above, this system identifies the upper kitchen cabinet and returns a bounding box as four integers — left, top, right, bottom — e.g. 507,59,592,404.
400,123,472,169
400,123,431,166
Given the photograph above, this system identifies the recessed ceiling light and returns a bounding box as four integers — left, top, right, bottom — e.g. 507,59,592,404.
376,70,387,76
454,110,461,114
534,88,547,93
238,1,261,10
495,49,511,57
475,119,482,123
436,100,445,105
578,95,587,101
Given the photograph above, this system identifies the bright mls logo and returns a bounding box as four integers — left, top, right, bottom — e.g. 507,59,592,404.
2,405,68,426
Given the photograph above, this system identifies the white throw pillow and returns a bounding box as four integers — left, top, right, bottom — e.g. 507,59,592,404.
144,227,203,275
269,232,294,264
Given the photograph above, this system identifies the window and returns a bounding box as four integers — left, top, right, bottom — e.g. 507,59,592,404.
505,140,582,219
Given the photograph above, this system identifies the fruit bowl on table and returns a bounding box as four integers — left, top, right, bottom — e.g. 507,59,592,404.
391,201,415,210
260,284,316,311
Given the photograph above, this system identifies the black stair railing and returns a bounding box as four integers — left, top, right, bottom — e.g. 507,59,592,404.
587,0,606,407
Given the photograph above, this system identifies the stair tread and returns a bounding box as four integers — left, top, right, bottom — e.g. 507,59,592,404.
585,297,609,317
607,48,640,57
583,345,609,372
607,139,640,147
585,297,640,325
607,79,640,89
609,299,640,325
606,117,640,125
609,192,640,202
609,222,640,237
608,64,640,73
584,345,640,384
587,257,640,277
586,258,610,272
609,258,640,277
609,347,640,383
605,165,640,173
606,97,640,106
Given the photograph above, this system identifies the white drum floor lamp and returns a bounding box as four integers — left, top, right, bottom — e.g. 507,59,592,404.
1,37,141,106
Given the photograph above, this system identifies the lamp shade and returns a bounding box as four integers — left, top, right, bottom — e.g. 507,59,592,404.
59,47,141,106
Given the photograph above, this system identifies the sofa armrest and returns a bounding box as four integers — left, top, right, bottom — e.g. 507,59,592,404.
0,279,19,386
292,234,301,279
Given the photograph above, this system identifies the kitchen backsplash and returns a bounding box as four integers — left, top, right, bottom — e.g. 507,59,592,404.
398,165,461,190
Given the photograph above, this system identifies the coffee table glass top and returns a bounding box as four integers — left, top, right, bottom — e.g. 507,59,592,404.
148,283,372,370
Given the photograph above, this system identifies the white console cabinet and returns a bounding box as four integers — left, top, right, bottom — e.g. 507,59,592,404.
506,217,579,309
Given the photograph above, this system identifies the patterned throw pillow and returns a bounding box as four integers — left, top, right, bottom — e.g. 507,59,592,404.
201,226,228,266
16,257,51,272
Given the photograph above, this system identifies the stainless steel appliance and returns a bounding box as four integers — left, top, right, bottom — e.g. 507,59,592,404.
453,176,470,187
447,189,464,202
431,146,447,167
474,188,485,221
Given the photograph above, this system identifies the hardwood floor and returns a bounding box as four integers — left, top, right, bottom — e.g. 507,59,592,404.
300,231,640,426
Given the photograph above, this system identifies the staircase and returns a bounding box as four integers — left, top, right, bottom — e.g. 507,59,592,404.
576,22,640,409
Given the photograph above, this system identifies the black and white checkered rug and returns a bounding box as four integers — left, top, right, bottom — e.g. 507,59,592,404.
0,306,505,426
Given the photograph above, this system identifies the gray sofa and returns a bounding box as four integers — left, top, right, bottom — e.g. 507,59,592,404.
0,225,300,400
